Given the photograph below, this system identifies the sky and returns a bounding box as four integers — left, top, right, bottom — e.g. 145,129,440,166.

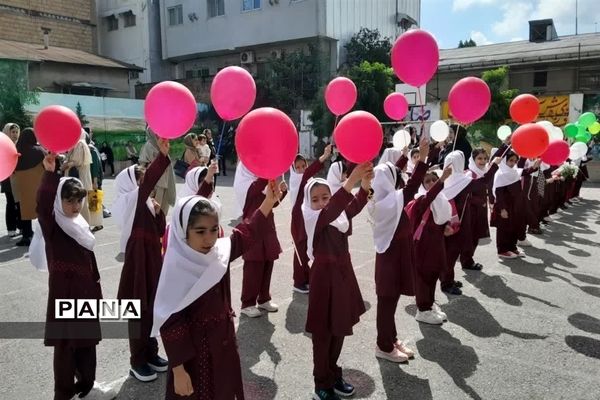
421,0,600,49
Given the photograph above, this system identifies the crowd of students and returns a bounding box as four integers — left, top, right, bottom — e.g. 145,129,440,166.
27,126,590,400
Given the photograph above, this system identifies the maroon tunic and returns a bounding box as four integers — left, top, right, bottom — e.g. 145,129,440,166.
374,161,427,297
291,160,324,285
306,188,368,336
242,178,287,261
117,153,169,310
160,211,268,400
466,163,499,240
197,180,213,198
37,172,102,348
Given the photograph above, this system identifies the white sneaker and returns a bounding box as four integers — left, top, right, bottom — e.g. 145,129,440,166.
241,306,262,318
517,239,532,247
432,303,448,321
257,301,279,312
415,310,443,325
79,382,117,400
7,230,17,237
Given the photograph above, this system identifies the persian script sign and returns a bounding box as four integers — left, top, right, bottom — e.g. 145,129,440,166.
539,96,569,126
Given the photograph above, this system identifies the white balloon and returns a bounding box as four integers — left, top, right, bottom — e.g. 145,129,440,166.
497,125,512,140
537,120,554,135
430,120,450,142
393,129,411,149
569,142,587,160
550,126,564,141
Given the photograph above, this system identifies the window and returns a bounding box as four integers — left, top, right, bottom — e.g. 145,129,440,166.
106,15,118,31
242,0,260,11
533,70,547,87
208,0,225,17
198,68,210,77
185,70,195,79
123,11,136,27
168,5,183,26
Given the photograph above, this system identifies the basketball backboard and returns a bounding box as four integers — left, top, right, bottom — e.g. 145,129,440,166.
395,83,426,106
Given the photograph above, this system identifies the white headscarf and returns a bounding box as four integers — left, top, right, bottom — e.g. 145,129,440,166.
301,178,349,261
443,151,472,200
289,156,306,205
368,162,403,253
326,161,345,194
406,158,416,174
492,158,523,196
112,166,155,253
467,156,487,179
414,180,452,225
233,161,257,219
29,177,96,271
378,148,402,166
152,196,230,338
180,166,208,199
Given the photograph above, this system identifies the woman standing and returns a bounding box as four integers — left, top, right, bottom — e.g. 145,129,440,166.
182,133,203,168
13,128,45,246
139,128,176,215
126,141,139,166
63,130,93,224
2,123,21,237
99,142,115,176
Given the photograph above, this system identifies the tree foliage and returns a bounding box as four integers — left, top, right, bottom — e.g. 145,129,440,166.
76,102,89,126
344,28,392,67
0,60,39,128
458,39,477,48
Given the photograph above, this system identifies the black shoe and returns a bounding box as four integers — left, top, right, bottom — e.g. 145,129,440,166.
334,378,355,397
462,263,483,271
442,285,463,295
129,364,158,382
16,238,31,247
313,389,341,400
147,355,169,372
293,283,310,294
453,280,464,288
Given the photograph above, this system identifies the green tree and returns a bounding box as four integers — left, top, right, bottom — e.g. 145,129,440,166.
344,28,392,67
76,101,89,126
458,39,477,48
0,60,39,128
309,61,394,139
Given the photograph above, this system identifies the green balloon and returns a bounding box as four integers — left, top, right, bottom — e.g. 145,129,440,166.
564,123,578,138
578,112,597,128
589,121,600,135
575,131,592,143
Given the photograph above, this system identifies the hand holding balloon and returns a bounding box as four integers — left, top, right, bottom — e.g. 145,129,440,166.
42,153,57,173
157,138,170,157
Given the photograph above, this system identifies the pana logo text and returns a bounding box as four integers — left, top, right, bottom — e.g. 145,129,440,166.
55,299,141,320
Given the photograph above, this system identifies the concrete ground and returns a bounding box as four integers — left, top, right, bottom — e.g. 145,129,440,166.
1,172,600,400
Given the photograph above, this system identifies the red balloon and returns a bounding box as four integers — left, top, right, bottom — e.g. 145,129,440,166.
33,105,81,153
145,81,197,139
325,77,357,116
510,94,539,124
0,133,19,181
448,77,491,124
333,111,383,163
235,108,298,179
511,123,550,158
391,29,439,87
384,93,409,121
541,140,570,166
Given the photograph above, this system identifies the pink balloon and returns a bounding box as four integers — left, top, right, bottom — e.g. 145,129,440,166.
391,29,439,87
211,66,256,121
145,81,197,139
325,77,357,116
34,105,81,153
334,111,383,163
384,93,409,121
448,77,491,124
541,140,570,166
0,133,19,181
235,108,298,179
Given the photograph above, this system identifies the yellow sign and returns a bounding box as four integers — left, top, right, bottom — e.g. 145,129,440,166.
538,96,569,126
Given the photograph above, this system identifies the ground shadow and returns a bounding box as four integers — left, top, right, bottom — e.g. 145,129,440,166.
377,359,433,400
440,296,547,340
565,335,600,360
116,373,166,399
115,252,125,262
568,313,600,335
501,256,577,285
236,315,279,400
580,285,600,298
0,244,29,263
342,368,376,399
284,291,309,336
416,325,481,400
463,270,559,308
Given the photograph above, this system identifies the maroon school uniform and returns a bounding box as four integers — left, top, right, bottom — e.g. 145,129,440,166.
117,153,169,368
197,180,214,198
307,187,368,390
291,160,324,287
37,172,103,400
409,181,446,311
160,211,268,400
522,171,542,231
374,161,426,352
240,178,287,308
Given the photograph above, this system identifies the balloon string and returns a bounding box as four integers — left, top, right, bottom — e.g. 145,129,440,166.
500,144,512,158
417,87,426,141
330,115,340,147
452,123,460,152
214,121,227,192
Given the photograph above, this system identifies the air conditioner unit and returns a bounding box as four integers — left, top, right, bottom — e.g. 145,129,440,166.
240,51,255,64
270,49,282,59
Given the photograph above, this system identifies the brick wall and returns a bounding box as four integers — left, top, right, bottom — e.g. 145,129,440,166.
0,0,93,52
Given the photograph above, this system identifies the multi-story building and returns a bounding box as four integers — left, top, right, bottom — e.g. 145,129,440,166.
96,0,172,84
158,0,420,83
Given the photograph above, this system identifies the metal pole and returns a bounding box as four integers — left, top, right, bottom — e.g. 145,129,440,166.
575,0,578,35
